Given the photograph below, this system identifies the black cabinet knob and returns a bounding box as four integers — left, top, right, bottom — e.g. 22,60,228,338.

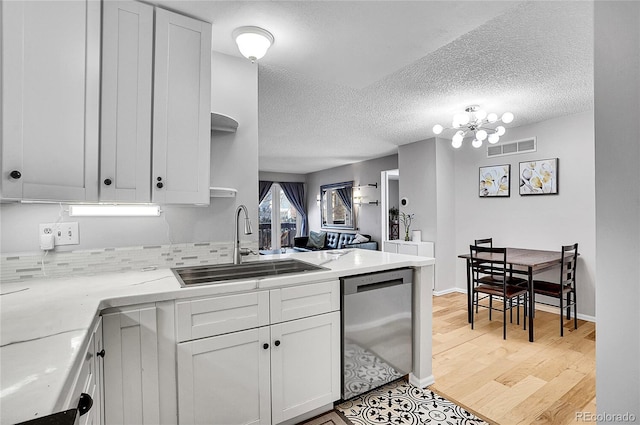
77,393,93,417
9,170,21,179
157,177,162,181
274,340,281,347
97,349,105,358
103,178,112,186
156,182,164,189
263,343,269,350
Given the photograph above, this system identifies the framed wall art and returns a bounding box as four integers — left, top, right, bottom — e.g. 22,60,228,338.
479,165,510,197
519,158,558,195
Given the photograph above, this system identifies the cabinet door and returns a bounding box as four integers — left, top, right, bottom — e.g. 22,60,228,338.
103,307,160,425
1,0,100,201
397,243,418,256
93,318,104,425
79,319,103,425
152,9,211,204
100,0,153,202
271,312,341,424
177,327,271,425
383,241,398,253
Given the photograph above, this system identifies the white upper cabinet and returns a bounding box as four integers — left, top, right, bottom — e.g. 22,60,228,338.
100,0,153,202
152,9,212,205
1,0,100,202
2,1,212,205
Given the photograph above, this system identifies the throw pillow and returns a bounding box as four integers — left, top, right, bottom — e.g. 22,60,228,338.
353,233,370,243
306,231,327,249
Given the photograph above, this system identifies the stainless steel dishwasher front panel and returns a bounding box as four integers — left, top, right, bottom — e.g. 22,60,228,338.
341,268,413,400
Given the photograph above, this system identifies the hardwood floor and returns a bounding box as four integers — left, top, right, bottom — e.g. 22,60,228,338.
430,292,596,425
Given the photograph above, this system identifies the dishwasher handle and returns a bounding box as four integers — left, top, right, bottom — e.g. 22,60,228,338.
354,279,405,293
341,268,413,295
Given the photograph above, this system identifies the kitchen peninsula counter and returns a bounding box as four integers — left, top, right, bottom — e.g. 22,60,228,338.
0,249,434,424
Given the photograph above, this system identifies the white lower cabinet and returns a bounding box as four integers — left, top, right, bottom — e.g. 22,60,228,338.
271,312,341,424
99,281,340,425
177,312,340,425
102,306,160,425
177,327,272,425
176,281,341,425
67,318,104,425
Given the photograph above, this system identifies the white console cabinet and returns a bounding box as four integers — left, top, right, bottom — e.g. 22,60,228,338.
383,240,434,257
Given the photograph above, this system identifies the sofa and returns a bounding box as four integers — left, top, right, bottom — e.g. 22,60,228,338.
293,231,378,252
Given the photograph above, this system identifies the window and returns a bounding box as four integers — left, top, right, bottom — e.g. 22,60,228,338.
259,183,299,250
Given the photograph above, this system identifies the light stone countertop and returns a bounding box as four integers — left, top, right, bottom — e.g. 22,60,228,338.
0,249,434,424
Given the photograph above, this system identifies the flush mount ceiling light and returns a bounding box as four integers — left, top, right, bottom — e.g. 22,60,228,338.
432,105,514,149
233,26,274,63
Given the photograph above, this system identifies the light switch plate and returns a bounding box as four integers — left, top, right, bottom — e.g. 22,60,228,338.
39,222,79,246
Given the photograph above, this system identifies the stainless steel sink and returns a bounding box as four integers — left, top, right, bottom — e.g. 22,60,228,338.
172,259,328,287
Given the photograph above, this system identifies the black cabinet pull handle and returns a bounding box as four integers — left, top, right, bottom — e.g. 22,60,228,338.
78,393,93,417
263,343,269,350
103,178,112,186
10,170,21,179
156,182,164,189
274,340,281,347
97,349,105,358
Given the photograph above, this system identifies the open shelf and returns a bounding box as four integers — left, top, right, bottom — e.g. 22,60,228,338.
210,112,238,133
209,187,238,197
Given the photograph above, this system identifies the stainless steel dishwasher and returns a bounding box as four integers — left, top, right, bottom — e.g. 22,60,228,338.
340,268,413,400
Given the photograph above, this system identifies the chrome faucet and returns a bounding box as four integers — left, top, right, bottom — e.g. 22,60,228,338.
233,204,253,265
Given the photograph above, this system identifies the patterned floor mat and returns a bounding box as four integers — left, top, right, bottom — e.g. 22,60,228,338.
336,379,488,425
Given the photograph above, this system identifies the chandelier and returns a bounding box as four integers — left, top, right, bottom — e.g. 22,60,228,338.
432,105,514,149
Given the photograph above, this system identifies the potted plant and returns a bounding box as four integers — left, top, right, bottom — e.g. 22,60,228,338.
400,212,415,241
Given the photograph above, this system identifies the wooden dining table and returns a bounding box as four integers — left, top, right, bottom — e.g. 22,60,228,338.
458,248,565,342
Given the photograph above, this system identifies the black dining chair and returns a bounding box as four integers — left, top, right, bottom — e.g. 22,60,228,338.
470,245,528,339
532,243,579,336
472,238,527,317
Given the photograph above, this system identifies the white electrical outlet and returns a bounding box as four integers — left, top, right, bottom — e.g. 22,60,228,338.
39,222,79,246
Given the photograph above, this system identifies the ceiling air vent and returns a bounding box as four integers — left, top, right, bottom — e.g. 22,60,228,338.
486,137,537,157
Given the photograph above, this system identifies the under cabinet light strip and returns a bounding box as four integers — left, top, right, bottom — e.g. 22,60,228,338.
68,204,161,217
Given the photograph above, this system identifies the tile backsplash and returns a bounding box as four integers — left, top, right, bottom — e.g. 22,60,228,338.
0,241,259,283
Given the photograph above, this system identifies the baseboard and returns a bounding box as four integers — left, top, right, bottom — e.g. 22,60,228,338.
433,287,466,296
534,303,596,323
408,373,435,388
434,288,596,323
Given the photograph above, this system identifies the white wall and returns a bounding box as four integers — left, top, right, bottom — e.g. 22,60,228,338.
0,52,258,254
435,139,457,295
398,137,456,293
259,171,307,184
306,155,398,245
594,1,640,416
453,111,596,318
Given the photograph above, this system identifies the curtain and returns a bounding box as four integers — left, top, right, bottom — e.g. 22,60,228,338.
258,181,273,204
336,187,352,212
280,182,309,236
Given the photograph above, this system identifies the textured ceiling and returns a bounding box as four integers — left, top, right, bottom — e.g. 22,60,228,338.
153,1,594,174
